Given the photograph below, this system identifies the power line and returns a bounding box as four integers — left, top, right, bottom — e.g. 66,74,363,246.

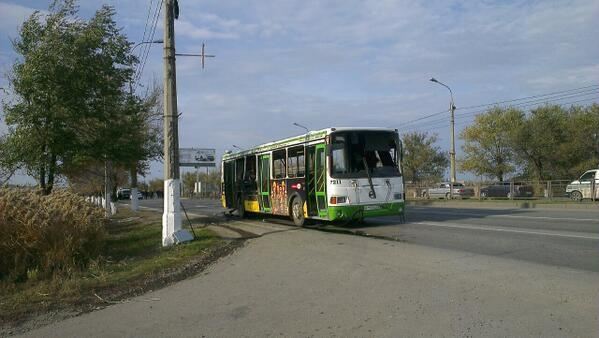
399,84,599,128
135,0,161,83
400,95,599,134
398,109,448,127
133,0,157,80
139,0,155,52
398,88,599,132
455,89,598,119
456,84,599,111
130,0,156,90
399,96,599,135
134,0,163,88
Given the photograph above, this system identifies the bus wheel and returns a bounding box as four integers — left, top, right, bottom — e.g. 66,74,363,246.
237,197,246,218
291,197,305,227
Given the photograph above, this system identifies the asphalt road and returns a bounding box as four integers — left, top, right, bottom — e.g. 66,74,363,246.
357,205,599,272
136,198,599,272
21,206,599,337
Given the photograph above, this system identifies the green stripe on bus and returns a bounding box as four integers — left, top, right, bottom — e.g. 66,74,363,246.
327,202,405,221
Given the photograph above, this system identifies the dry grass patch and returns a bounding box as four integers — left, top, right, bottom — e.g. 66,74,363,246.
0,205,224,326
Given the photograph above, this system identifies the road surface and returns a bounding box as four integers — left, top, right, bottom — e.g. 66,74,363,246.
137,198,599,272
23,199,596,337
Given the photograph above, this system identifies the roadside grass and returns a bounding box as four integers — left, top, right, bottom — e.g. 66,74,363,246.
0,208,223,323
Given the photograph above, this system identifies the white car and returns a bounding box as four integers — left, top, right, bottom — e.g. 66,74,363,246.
565,169,599,201
129,191,143,200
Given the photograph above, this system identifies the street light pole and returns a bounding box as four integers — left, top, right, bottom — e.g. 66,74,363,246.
132,39,164,54
292,122,309,134
430,77,457,198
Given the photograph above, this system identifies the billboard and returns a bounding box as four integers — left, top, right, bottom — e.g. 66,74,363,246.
179,148,216,167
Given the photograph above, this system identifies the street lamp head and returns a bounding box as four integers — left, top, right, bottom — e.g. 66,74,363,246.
152,39,164,44
430,77,438,83
292,122,309,133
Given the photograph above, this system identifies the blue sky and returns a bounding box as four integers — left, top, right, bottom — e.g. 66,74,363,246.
1,0,598,183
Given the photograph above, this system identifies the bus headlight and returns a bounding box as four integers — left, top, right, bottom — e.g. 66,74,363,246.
330,196,348,204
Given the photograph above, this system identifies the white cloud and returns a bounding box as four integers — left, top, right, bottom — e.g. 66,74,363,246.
0,2,39,33
176,20,240,40
527,63,599,89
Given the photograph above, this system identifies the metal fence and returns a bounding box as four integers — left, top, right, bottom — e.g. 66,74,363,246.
406,180,598,201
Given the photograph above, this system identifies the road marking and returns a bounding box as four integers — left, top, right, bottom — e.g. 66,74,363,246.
409,207,599,222
413,221,599,240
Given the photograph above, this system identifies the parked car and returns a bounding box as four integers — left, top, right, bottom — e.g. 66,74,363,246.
117,188,131,200
480,182,534,199
130,191,143,200
565,169,599,201
423,182,474,199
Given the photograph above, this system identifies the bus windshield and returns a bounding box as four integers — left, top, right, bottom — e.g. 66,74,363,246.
330,130,401,179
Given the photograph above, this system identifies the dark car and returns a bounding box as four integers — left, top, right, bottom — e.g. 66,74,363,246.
480,182,533,198
117,188,131,200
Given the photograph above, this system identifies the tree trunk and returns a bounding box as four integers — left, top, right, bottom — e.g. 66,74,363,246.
104,160,112,217
130,163,139,211
45,153,57,195
39,163,46,193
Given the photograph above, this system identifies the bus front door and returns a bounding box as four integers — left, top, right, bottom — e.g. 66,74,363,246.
224,161,235,207
315,144,328,217
258,154,271,212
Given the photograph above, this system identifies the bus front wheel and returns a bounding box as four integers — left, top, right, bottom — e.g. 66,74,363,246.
291,197,305,227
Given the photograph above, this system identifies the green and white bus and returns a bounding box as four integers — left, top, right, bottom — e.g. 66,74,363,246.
221,127,405,226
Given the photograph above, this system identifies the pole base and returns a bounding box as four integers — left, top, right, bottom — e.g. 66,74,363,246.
162,178,182,247
131,187,139,211
172,229,194,244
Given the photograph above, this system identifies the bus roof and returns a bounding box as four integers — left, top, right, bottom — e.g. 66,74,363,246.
222,127,398,161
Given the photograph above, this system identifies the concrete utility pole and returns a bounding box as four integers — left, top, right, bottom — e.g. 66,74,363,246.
162,0,182,246
430,77,457,199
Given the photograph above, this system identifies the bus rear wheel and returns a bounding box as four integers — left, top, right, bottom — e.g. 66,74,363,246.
291,197,305,227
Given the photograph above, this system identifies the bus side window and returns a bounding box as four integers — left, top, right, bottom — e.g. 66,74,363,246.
273,150,286,179
245,155,256,181
288,146,305,178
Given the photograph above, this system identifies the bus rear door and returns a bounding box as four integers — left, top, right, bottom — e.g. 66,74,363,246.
258,154,271,212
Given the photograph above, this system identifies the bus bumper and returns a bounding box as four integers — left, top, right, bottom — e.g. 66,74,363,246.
327,201,405,221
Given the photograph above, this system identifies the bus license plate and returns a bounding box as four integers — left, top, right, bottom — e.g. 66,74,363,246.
364,205,380,211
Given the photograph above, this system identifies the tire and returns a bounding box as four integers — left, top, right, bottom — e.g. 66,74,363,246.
570,191,583,202
291,197,305,226
445,192,451,200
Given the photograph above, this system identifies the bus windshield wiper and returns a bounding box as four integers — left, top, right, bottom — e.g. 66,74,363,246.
362,157,376,199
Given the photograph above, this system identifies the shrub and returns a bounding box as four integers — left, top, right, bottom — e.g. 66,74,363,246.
0,188,106,282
